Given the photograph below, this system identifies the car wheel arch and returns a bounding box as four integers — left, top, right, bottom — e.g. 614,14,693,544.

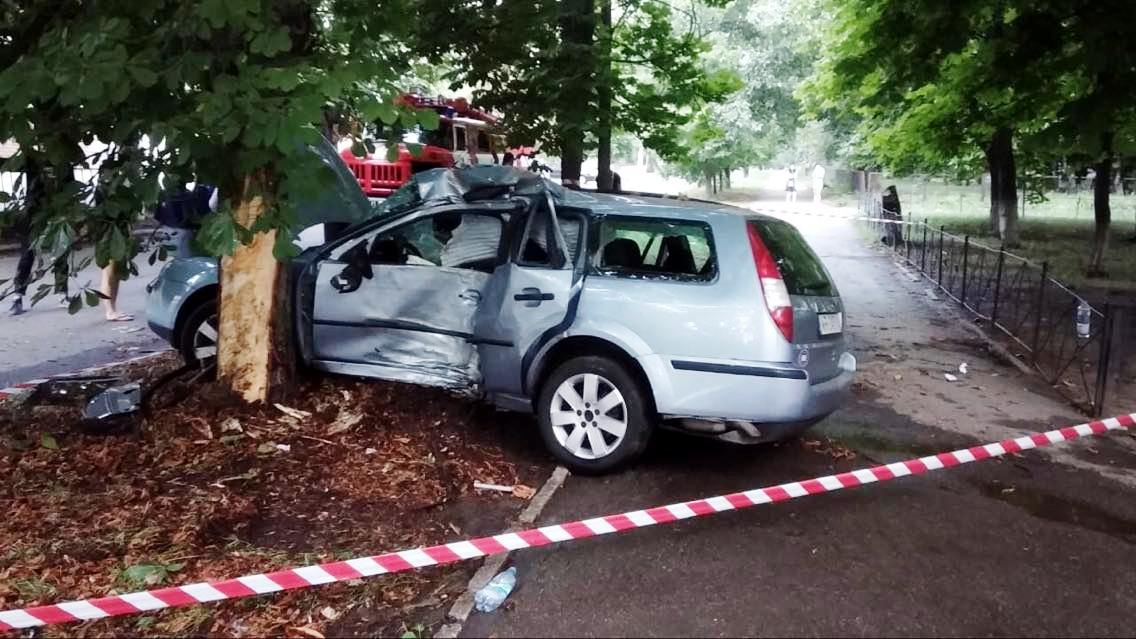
529,335,657,417
174,284,220,346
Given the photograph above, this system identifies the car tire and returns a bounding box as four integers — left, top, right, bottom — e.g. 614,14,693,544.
178,299,218,369
537,356,653,475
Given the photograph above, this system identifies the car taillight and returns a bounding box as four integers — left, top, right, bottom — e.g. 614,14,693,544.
747,223,793,343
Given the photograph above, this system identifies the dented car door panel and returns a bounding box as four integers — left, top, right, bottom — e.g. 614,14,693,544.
474,207,583,401
309,262,491,389
306,200,509,391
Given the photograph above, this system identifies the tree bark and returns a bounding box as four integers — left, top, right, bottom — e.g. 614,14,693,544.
704,168,714,197
1088,131,1113,277
217,172,294,402
596,0,613,192
556,0,595,187
560,135,585,187
984,127,1019,246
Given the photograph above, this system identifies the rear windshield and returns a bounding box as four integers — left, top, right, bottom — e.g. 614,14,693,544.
751,220,836,297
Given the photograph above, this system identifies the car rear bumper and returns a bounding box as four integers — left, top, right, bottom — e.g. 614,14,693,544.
641,351,856,438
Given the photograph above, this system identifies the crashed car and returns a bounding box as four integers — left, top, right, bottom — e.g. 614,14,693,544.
147,162,855,473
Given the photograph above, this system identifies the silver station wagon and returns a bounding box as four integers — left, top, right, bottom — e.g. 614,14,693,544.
147,164,855,473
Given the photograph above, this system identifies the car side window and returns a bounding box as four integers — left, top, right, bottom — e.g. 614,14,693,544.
370,212,503,273
592,217,716,281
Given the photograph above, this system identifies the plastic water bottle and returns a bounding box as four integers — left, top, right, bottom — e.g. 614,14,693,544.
474,567,516,613
1075,301,1092,340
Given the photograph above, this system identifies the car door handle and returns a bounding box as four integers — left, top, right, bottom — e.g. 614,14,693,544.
514,287,555,302
459,289,482,303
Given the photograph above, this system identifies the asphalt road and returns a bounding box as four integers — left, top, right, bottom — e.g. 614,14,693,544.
461,200,1136,637
0,247,166,387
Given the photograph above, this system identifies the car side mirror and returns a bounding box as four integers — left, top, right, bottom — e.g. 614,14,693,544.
330,240,373,294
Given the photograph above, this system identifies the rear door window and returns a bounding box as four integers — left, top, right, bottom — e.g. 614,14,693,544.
515,205,583,267
593,217,716,281
750,220,835,297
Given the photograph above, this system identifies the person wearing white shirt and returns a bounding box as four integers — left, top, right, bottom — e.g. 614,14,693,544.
812,164,826,203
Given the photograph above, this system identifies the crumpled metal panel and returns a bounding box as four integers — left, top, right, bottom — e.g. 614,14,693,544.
376,166,569,216
316,265,488,332
311,263,491,389
312,325,480,390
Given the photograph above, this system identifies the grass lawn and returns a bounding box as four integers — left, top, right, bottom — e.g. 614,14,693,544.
879,178,1136,288
919,215,1136,288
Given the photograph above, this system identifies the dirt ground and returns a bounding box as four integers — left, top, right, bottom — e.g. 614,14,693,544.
0,355,554,637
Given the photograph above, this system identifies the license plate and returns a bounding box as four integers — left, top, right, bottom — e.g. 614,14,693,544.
818,312,843,335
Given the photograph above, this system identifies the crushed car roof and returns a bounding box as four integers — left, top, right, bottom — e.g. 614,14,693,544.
375,165,761,223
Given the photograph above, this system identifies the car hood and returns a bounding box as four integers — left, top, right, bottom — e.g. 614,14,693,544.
293,137,376,228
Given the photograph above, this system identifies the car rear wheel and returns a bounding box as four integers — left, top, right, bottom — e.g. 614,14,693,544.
537,356,652,474
178,300,218,369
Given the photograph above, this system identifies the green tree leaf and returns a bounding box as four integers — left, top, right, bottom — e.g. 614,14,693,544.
196,212,241,257
40,434,59,450
128,66,158,88
416,108,440,131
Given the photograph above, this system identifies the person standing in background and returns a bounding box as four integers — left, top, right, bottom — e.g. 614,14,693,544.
812,163,826,203
94,144,139,322
6,155,44,316
785,165,798,203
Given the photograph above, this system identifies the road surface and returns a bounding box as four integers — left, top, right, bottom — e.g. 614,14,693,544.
461,198,1136,637
0,248,166,387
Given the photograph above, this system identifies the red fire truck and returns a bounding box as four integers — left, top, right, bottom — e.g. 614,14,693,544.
340,94,501,197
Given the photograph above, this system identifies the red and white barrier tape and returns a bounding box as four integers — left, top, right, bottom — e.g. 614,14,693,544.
1,412,1133,631
0,351,169,400
748,205,909,225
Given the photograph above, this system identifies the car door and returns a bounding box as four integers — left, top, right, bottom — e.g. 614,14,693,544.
307,207,507,390
475,196,584,400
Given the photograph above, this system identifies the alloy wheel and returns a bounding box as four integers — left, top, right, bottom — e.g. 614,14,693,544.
549,373,628,460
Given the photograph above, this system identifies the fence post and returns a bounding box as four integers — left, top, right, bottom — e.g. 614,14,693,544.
905,221,911,261
991,246,1006,326
960,236,970,305
1031,261,1049,363
937,225,945,288
920,221,928,272
1093,304,1115,417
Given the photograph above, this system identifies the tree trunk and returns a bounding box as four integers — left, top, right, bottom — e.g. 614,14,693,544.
595,0,613,192
704,168,714,197
217,173,295,402
556,0,595,187
984,127,1019,246
1088,131,1113,277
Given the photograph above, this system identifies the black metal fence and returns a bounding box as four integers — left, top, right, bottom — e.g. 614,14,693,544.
859,195,1119,416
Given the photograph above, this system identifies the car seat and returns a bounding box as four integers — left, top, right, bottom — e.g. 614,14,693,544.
658,235,696,275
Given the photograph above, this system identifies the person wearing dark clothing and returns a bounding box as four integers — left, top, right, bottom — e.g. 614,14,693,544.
9,238,34,316
881,185,904,246
8,156,45,316
153,180,216,257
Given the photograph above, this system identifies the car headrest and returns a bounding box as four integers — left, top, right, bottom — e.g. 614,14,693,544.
659,235,696,274
602,238,642,269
